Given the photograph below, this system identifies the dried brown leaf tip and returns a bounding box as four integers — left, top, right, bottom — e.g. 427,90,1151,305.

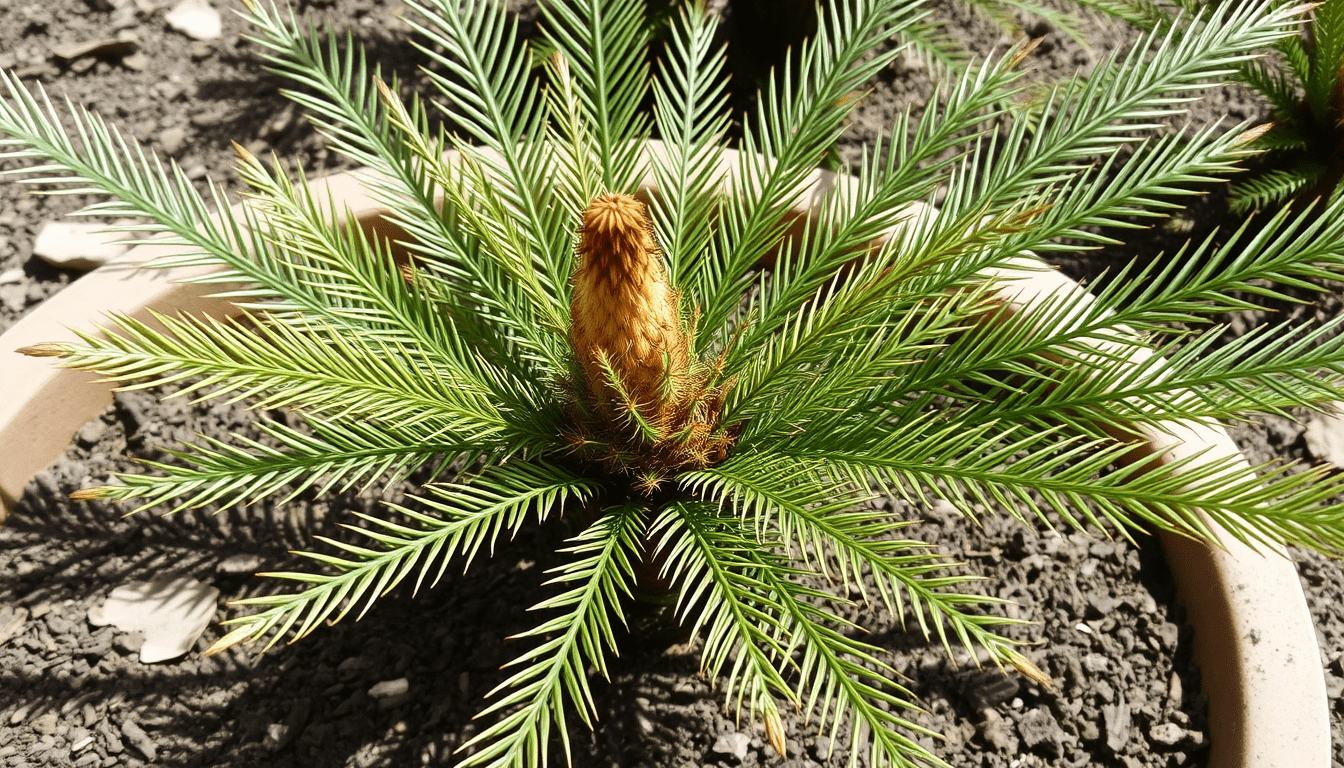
566,193,736,488
764,708,787,758
16,342,74,358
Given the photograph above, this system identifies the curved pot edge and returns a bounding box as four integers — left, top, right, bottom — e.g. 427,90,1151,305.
0,146,1328,768
985,266,1330,768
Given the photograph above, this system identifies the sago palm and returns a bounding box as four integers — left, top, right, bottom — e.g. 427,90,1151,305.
4,1,1344,766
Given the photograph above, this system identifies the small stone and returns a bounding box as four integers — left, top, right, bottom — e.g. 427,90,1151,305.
32,220,129,270
1149,722,1201,749
0,284,23,312
157,127,187,158
110,6,139,31
0,268,22,284
977,709,1017,752
216,554,264,575
120,720,156,761
113,630,145,655
1306,410,1344,468
1167,670,1184,705
1102,698,1131,753
70,731,94,753
75,420,107,448
367,678,409,709
930,499,957,516
710,731,751,762
122,52,149,71
263,723,291,752
810,735,835,761
1082,653,1110,674
636,713,655,735
1086,592,1116,618
50,38,139,62
337,656,370,681
33,712,59,735
165,0,222,40
97,722,123,754
1018,707,1063,756
0,606,30,647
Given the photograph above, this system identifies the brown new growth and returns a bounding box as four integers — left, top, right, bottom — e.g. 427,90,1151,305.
570,193,688,420
566,193,736,489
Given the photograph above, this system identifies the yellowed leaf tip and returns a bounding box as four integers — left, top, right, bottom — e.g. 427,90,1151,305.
204,625,255,657
764,709,787,758
1009,36,1044,68
1010,651,1053,688
230,140,256,164
68,487,112,501
16,342,73,358
1233,122,1275,147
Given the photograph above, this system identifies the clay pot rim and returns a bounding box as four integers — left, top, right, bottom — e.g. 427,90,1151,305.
0,140,1327,768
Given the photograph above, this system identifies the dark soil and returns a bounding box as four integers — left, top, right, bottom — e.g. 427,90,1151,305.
1,1,1341,767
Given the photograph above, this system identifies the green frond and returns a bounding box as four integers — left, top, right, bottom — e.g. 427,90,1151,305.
682,458,1025,669
658,497,949,768
649,0,730,286
76,415,484,516
1251,122,1313,152
1307,0,1344,122
722,206,1030,429
0,72,281,294
1071,0,1170,32
717,43,1035,351
989,122,1257,254
648,502,800,720
751,562,946,768
12,1,1344,767
241,0,560,374
893,19,972,79
537,0,652,191
211,461,600,654
1239,57,1301,118
1278,26,1311,83
693,0,927,336
1229,166,1318,213
942,2,1299,224
405,0,577,294
459,503,643,768
954,317,1344,432
542,50,604,213
40,309,561,449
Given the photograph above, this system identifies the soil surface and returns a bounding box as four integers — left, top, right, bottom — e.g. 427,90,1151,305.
1,1,1342,768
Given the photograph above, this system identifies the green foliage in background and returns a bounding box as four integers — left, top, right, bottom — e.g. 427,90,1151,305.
1229,0,1344,214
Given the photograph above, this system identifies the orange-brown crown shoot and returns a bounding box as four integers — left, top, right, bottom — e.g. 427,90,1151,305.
569,193,688,419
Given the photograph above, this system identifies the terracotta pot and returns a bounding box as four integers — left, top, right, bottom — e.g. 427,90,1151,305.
0,142,1327,767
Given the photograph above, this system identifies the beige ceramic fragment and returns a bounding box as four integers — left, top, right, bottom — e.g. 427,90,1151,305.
1305,408,1344,469
32,221,130,271
87,574,219,663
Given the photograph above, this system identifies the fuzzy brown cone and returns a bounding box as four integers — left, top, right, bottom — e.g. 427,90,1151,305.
570,193,688,422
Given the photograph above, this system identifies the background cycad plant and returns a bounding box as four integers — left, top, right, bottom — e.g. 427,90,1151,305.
5,0,1344,766
1228,0,1344,214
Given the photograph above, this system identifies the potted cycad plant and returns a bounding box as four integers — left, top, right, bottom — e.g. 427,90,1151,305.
1,0,1341,766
